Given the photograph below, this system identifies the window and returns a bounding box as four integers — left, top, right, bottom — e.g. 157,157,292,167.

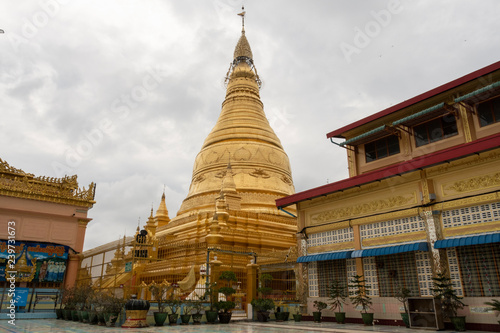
457,243,500,297
413,114,458,147
477,96,500,127
376,252,420,297
365,135,400,162
317,260,347,297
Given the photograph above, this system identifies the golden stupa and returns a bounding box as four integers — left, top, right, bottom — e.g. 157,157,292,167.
87,12,298,300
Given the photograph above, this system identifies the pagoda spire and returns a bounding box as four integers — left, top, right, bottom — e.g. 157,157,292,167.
155,189,171,228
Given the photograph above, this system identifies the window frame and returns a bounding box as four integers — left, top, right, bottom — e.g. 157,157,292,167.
364,134,401,163
412,113,458,148
477,95,500,127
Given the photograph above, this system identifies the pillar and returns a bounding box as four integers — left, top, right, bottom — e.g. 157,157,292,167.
210,257,222,301
65,253,82,288
246,261,259,320
422,209,447,274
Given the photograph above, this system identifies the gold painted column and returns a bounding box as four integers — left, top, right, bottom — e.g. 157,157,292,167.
246,261,259,318
210,257,222,295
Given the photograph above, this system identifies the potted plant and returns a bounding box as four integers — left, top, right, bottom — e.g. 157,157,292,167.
216,270,237,324
484,299,500,325
166,294,181,325
191,299,204,324
275,300,288,321
292,305,302,322
102,292,126,327
205,282,219,323
251,298,275,322
149,281,169,326
312,300,327,323
349,274,373,325
252,273,275,322
87,291,101,325
78,284,93,323
395,287,412,328
61,286,76,320
328,280,348,324
432,272,467,331
180,300,193,325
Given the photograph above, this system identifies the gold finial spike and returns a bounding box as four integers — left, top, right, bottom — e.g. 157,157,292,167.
237,5,246,34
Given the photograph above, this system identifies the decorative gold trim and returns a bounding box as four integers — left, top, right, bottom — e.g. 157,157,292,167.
427,149,500,177
440,192,499,210
444,223,500,237
362,231,427,247
307,241,354,254
442,172,500,195
0,159,95,207
311,194,416,225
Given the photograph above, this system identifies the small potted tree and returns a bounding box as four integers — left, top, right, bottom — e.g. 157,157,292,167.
165,295,181,325
312,300,327,323
191,299,204,324
102,292,126,327
484,299,500,325
251,298,275,322
349,274,373,325
292,305,302,322
395,287,412,328
217,270,237,324
251,273,275,322
328,280,348,324
61,286,76,320
432,272,467,331
180,300,193,325
204,282,219,324
149,281,169,326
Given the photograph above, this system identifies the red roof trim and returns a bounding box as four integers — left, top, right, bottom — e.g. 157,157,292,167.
327,61,500,139
277,132,500,208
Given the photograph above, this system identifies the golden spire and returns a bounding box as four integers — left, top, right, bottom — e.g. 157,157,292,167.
234,6,253,60
155,190,171,227
221,159,237,194
146,207,158,235
237,6,245,34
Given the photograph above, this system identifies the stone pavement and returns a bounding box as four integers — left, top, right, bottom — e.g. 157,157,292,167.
0,319,486,333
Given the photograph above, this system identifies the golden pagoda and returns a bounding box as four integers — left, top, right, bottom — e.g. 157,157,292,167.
139,12,298,289
81,11,299,304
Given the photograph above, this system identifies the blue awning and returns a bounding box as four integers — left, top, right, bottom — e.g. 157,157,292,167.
351,242,428,258
296,251,353,263
434,233,500,249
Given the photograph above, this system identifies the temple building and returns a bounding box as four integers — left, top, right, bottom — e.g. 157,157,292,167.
277,61,500,330
0,159,95,311
80,13,299,308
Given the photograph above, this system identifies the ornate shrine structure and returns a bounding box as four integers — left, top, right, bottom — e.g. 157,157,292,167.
0,158,95,294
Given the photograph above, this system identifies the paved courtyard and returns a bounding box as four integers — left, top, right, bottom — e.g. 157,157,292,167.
0,319,487,333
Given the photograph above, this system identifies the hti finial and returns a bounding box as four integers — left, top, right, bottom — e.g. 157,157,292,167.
237,5,246,34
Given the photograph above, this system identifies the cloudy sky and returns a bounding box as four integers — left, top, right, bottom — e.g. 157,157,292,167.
2,0,499,251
